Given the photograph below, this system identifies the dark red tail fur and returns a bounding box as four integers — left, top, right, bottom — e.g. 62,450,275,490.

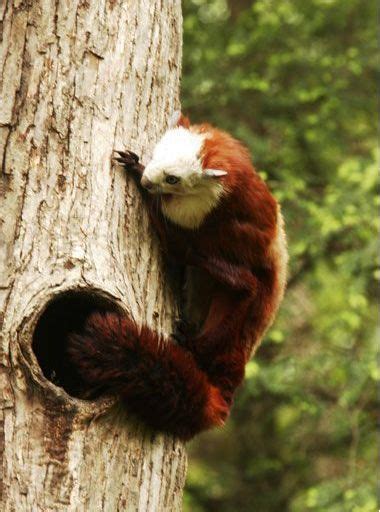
68,312,232,440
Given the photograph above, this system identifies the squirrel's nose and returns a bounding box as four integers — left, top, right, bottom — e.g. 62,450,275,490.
141,176,154,190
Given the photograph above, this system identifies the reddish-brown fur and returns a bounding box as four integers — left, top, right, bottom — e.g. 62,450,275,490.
68,117,287,441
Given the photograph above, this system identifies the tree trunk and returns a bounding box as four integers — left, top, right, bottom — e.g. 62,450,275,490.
0,1,187,510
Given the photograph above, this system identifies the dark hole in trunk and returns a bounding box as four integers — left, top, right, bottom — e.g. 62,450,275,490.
32,291,120,398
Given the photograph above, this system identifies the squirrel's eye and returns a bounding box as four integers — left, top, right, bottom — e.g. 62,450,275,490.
165,175,180,185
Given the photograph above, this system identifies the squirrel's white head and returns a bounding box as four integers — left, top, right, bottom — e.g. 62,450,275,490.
142,127,206,193
142,126,227,229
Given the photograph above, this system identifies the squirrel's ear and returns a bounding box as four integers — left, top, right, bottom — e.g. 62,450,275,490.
203,169,228,179
169,110,191,129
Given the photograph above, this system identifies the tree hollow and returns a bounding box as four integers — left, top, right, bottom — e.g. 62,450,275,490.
32,290,121,398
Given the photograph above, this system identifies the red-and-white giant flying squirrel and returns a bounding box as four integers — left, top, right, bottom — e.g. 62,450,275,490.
68,112,288,441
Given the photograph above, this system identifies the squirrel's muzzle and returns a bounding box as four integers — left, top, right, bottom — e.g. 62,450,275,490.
141,176,154,190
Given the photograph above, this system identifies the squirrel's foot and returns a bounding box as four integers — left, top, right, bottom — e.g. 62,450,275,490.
171,318,198,349
113,150,143,175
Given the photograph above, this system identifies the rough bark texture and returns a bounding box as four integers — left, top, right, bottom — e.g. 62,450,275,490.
0,1,187,510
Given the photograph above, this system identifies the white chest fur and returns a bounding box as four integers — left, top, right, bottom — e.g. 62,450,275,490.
161,185,224,229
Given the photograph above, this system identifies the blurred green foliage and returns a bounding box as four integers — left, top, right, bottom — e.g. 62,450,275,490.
181,0,378,510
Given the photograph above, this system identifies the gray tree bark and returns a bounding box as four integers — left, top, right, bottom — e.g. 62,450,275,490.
0,1,187,510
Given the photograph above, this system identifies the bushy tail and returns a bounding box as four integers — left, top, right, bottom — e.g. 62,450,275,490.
68,312,230,440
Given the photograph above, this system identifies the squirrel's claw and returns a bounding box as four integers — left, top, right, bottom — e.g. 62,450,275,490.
113,149,139,163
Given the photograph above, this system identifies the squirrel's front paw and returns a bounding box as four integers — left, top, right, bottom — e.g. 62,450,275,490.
113,150,141,173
